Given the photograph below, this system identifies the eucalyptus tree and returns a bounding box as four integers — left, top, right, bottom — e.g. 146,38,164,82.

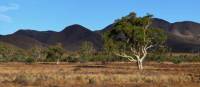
104,12,167,70
79,41,95,62
80,41,95,55
30,46,45,62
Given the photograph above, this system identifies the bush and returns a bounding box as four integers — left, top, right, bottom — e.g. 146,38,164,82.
0,55,8,62
154,55,166,63
67,56,79,63
171,57,182,64
186,56,200,62
79,56,90,63
9,55,27,62
89,54,128,62
25,57,35,64
90,55,109,62
147,54,167,63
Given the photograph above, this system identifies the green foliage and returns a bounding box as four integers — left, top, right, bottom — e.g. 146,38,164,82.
0,43,26,61
170,55,200,64
186,55,200,62
80,41,95,55
171,56,182,64
45,43,65,62
103,12,167,63
67,56,79,63
155,55,166,63
148,54,166,63
105,14,166,51
147,46,169,63
25,57,35,64
78,41,96,63
30,46,46,62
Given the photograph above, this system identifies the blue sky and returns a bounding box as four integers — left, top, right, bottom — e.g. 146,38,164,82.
0,0,200,35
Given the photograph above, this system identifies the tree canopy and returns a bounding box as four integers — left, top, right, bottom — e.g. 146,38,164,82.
104,12,167,69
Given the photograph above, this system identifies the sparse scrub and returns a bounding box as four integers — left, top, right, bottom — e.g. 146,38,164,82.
25,57,35,64
171,56,183,64
67,56,80,63
0,63,198,87
147,54,167,63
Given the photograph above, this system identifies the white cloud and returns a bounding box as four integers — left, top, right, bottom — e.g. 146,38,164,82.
0,14,12,23
0,3,19,23
0,3,19,13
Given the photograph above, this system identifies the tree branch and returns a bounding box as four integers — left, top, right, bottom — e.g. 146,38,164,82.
146,45,154,50
131,47,138,55
114,52,137,62
140,45,154,61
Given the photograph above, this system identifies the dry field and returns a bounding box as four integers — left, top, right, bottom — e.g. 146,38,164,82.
0,62,199,87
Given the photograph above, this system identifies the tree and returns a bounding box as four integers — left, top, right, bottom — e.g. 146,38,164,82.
80,41,95,55
0,43,26,62
30,46,45,62
79,41,95,62
104,12,167,70
46,43,65,64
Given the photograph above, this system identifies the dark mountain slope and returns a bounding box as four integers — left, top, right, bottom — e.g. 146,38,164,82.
47,24,103,51
150,18,171,31
13,29,56,43
0,34,46,49
0,24,103,51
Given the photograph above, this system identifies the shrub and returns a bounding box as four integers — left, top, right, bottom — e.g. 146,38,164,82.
10,55,27,62
155,55,166,63
187,56,200,62
171,57,182,64
67,56,79,63
146,54,167,63
89,54,128,62
25,57,35,64
79,56,90,63
0,55,8,62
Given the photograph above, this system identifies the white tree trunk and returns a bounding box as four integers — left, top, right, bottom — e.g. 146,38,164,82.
115,45,152,70
56,59,60,65
137,60,143,70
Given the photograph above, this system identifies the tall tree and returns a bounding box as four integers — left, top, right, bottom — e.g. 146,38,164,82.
104,12,167,70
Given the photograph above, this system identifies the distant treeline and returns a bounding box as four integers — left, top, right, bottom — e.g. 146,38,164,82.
0,41,200,64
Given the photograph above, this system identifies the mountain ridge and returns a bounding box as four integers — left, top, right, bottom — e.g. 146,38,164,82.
1,19,200,52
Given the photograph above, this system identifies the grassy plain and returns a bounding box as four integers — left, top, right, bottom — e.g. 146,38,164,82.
0,62,199,87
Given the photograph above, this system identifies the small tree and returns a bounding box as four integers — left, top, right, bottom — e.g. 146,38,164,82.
46,43,65,64
79,41,95,62
104,12,167,70
30,46,45,62
80,41,95,54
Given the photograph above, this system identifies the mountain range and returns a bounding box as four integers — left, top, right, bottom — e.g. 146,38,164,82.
1,18,200,52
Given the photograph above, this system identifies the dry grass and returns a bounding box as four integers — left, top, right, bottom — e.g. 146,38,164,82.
0,62,199,87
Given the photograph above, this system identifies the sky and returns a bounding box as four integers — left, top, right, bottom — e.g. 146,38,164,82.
0,0,200,35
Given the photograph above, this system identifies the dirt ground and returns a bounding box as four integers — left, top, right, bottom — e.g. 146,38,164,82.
0,62,199,87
